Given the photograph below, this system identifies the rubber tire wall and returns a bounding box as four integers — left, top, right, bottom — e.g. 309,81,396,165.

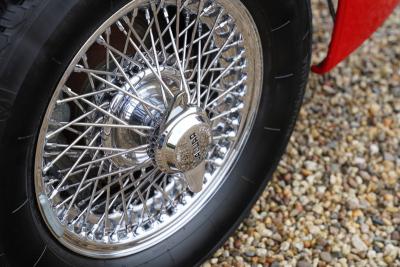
0,0,312,266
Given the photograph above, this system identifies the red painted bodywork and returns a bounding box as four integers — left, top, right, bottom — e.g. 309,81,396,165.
312,0,399,74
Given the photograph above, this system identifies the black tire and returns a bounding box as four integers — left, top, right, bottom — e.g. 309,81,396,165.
0,0,312,266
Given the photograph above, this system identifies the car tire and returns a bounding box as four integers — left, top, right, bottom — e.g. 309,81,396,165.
0,0,312,266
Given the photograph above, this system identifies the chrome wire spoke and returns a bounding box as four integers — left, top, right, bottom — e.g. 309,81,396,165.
182,0,204,71
48,121,103,196
80,54,96,92
35,0,262,258
56,86,115,104
106,45,158,118
46,143,133,152
162,7,191,101
120,15,155,63
82,160,105,226
56,144,150,174
57,122,153,131
112,21,175,97
89,73,156,111
59,148,101,216
149,0,168,62
145,8,169,106
187,8,224,81
86,168,158,224
74,65,125,78
120,9,138,66
46,103,102,140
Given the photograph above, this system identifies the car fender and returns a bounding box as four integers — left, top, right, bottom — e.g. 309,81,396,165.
312,0,399,74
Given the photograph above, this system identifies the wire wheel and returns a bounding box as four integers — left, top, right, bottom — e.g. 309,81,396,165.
34,0,263,258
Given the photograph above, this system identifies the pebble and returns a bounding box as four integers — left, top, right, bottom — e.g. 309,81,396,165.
320,252,333,263
370,144,380,155
391,86,400,97
210,258,218,264
361,224,369,234
305,161,318,171
391,231,400,241
280,242,290,252
371,216,384,226
244,247,256,257
308,225,320,235
256,248,267,257
296,260,313,267
347,198,360,210
293,242,304,251
352,235,369,252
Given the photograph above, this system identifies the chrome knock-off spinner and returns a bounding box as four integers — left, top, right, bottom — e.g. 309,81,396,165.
153,98,212,192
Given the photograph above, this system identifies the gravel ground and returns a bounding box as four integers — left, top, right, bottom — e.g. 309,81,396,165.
202,2,400,267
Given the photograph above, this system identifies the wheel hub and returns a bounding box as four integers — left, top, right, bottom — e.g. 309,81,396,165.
105,66,212,192
103,67,181,167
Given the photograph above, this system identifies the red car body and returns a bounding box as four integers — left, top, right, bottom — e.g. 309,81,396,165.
312,0,399,74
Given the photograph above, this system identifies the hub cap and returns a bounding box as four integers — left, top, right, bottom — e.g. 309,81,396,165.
154,97,212,192
34,0,263,258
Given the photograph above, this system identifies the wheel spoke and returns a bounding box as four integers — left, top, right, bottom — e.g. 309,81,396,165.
103,27,174,97
49,125,102,194
120,16,154,63
57,144,150,174
107,47,158,119
162,8,191,102
89,71,162,114
121,9,138,66
57,122,153,131
205,75,247,108
145,8,169,106
44,117,103,174
46,143,134,152
46,104,102,139
150,1,168,62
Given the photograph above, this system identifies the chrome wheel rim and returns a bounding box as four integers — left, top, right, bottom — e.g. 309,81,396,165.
34,0,263,258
